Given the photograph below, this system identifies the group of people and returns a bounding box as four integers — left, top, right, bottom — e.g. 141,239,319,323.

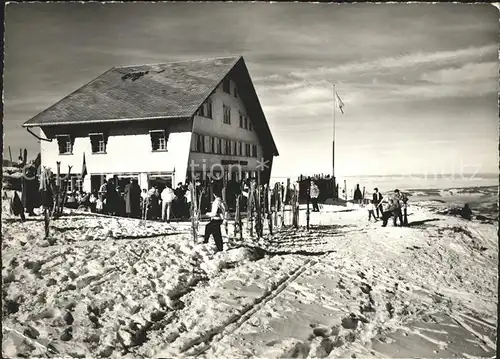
94,179,195,221
143,182,194,222
367,188,409,227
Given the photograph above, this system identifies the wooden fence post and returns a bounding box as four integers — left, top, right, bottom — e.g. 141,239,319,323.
275,183,280,229
292,184,298,228
247,181,255,237
189,181,198,242
255,185,261,237
234,194,241,238
267,185,273,235
59,165,72,216
281,182,287,227
306,178,310,231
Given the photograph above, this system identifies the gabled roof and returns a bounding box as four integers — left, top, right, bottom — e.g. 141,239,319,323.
23,56,240,127
23,56,278,155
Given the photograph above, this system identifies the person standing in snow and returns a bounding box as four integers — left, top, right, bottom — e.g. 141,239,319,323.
184,180,192,215
147,185,160,220
173,182,186,219
21,162,39,216
372,188,383,218
89,191,98,213
202,188,227,252
393,189,404,226
401,192,409,226
353,184,363,204
380,197,397,227
161,184,176,222
124,179,141,218
105,178,118,215
367,200,377,221
309,180,320,212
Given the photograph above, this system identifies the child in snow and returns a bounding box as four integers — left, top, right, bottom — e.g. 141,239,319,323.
368,200,377,221
96,197,104,214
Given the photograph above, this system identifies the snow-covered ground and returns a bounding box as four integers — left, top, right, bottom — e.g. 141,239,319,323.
2,194,497,358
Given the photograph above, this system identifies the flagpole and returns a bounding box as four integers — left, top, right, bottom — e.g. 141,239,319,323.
332,84,336,199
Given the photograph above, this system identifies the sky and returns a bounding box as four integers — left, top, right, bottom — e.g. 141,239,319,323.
4,2,499,178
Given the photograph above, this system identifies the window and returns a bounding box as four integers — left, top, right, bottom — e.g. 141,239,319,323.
56,134,73,155
249,120,253,131
234,86,238,98
225,140,232,155
217,138,222,154
233,141,237,156
252,145,257,158
210,137,216,153
68,175,83,193
150,130,168,151
222,78,230,93
223,105,231,124
90,133,106,154
198,101,213,119
245,143,251,157
239,112,244,128
195,134,205,152
238,142,243,156
206,100,213,119
244,116,248,130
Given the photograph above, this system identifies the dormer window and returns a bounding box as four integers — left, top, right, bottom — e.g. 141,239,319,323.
234,86,238,98
222,79,230,93
150,130,168,151
249,120,253,131
239,112,244,128
197,100,213,119
223,105,231,124
90,133,106,154
243,116,248,130
56,134,73,155
206,100,213,119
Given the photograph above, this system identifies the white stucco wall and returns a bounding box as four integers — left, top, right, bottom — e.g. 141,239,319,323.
193,80,260,145
40,128,192,191
189,79,264,177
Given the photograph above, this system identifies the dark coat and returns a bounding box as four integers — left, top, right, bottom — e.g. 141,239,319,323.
11,191,24,216
372,192,383,203
354,188,363,200
124,182,141,214
21,166,39,211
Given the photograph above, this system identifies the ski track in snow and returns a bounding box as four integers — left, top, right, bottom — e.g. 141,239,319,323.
1,195,498,359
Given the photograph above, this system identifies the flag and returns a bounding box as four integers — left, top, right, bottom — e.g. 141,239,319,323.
81,153,88,179
335,91,345,114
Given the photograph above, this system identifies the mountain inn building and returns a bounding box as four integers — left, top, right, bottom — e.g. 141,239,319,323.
23,56,279,193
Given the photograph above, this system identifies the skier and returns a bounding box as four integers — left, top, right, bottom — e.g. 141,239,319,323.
372,188,383,219
393,189,404,227
309,180,320,212
202,187,227,252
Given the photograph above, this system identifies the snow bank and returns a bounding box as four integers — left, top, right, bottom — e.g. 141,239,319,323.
2,197,497,358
